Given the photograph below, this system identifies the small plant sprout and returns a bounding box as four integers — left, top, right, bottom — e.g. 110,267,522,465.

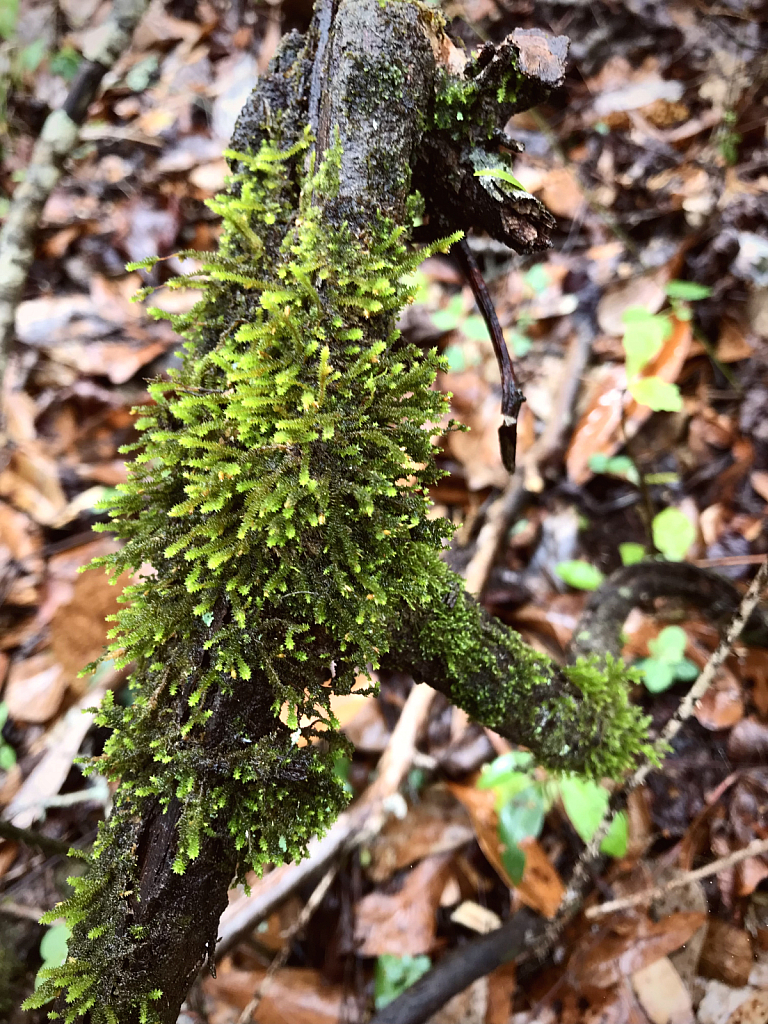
478,751,628,883
635,625,699,694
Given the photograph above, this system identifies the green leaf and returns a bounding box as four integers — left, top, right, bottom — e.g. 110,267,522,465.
648,625,687,663
19,39,46,73
589,454,640,485
619,542,646,566
39,924,70,967
628,377,683,412
501,843,526,885
49,46,82,81
637,658,676,693
559,776,608,845
498,786,546,848
600,812,628,857
474,166,528,192
374,955,432,1009
556,560,605,591
461,314,490,343
652,507,695,561
0,743,15,770
0,0,19,40
431,294,464,333
504,328,531,357
622,308,671,377
523,263,549,296
675,658,699,681
477,750,534,789
665,280,712,302
0,701,8,729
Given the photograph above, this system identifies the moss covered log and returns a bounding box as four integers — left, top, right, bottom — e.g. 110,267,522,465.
24,3,650,1022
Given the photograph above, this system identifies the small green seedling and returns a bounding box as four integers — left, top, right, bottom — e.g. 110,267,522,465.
620,279,712,414
477,751,627,884
635,625,698,694
556,560,605,591
374,955,432,1009
0,702,16,771
35,924,71,989
588,453,640,486
474,166,529,193
652,506,696,562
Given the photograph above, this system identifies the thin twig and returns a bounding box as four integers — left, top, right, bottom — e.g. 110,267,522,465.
0,820,75,858
455,238,524,474
0,0,150,382
235,864,339,1024
586,835,768,919
463,319,593,596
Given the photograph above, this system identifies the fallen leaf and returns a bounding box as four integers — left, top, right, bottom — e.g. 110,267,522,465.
353,852,453,956
730,719,768,762
566,316,692,484
4,652,67,724
700,919,754,987
569,911,708,988
597,268,670,337
447,783,564,917
366,787,474,883
203,962,353,1023
539,167,585,220
0,444,69,526
631,956,694,1024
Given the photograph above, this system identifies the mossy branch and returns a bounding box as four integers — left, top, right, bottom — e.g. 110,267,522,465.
23,4,649,1023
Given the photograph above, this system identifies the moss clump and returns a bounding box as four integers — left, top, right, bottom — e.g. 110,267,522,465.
24,126,463,1024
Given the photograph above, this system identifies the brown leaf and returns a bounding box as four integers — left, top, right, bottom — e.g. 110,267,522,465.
597,268,670,337
730,719,768,763
353,852,453,956
700,919,754,987
4,651,67,724
447,783,564,918
0,444,69,527
631,956,694,1024
366,787,474,883
203,962,353,1023
566,316,692,485
569,912,708,989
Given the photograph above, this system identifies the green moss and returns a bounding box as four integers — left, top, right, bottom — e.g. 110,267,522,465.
24,46,649,1024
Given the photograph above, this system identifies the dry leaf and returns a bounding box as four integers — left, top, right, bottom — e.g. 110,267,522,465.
4,652,67,724
353,852,453,956
700,919,754,987
566,316,692,484
631,956,694,1024
366,787,474,883
569,912,708,988
204,962,353,1023
447,783,564,918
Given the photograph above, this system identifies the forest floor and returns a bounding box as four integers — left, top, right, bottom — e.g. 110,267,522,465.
1,0,768,1022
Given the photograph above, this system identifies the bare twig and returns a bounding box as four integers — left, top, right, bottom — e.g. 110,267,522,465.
235,864,339,1024
586,835,768,919
455,238,524,475
0,0,149,382
463,319,593,596
0,820,76,858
